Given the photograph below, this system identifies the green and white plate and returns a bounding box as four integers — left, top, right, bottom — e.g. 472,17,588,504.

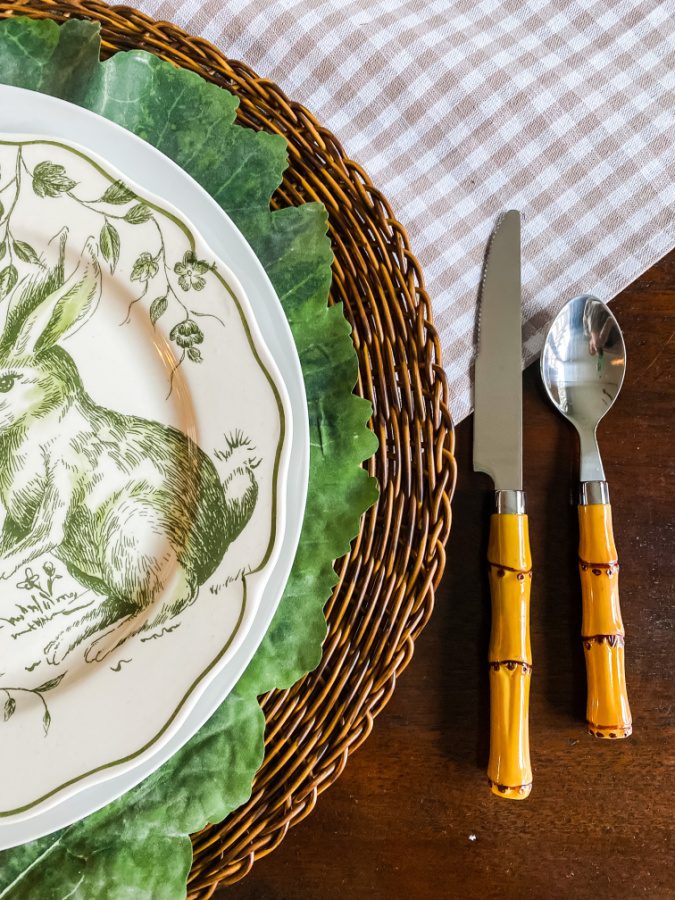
0,87,308,842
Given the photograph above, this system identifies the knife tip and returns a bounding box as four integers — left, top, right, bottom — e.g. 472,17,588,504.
492,209,521,242
502,208,521,223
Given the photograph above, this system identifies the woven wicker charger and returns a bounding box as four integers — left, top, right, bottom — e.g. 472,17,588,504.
0,1,457,893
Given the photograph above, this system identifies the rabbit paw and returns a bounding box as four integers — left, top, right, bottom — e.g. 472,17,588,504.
85,628,125,664
44,637,69,666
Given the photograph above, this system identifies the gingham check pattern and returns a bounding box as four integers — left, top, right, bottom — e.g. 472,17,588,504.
121,0,674,422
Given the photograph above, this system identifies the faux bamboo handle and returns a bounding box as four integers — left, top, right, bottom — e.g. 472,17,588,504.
578,504,632,739
487,513,532,799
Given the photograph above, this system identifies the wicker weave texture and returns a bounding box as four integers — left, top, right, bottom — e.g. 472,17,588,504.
0,1,457,893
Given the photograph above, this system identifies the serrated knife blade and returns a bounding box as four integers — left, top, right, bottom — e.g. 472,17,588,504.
473,210,533,801
473,209,522,491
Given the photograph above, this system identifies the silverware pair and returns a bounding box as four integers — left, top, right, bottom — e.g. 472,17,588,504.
474,211,631,800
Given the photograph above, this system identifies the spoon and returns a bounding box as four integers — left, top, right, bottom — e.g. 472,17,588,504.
541,294,632,739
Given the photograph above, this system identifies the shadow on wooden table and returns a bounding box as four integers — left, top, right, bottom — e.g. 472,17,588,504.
439,467,492,772
529,369,588,725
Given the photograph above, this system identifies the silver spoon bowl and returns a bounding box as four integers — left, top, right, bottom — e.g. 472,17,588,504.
540,294,626,482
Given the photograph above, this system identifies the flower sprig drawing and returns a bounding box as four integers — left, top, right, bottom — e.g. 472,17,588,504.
1,673,65,736
0,561,92,644
175,251,210,291
0,562,78,735
0,146,219,390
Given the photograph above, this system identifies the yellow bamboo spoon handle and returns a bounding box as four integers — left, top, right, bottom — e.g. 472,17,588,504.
578,497,632,738
487,511,533,799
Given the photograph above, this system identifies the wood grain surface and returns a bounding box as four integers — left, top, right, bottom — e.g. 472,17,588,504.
222,251,674,900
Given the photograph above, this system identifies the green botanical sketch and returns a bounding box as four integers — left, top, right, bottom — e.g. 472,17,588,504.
0,143,218,389
1,671,64,736
0,560,87,730
0,561,91,641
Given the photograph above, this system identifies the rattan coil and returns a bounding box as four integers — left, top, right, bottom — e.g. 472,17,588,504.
0,1,457,893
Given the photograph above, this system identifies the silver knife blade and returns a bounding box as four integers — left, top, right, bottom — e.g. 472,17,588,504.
473,209,523,492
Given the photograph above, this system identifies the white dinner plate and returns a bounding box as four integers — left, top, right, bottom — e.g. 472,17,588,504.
0,86,309,848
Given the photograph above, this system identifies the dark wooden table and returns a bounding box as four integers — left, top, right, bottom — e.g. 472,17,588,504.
223,252,674,900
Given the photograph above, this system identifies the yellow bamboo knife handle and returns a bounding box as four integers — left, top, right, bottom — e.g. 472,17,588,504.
578,502,632,739
487,512,532,799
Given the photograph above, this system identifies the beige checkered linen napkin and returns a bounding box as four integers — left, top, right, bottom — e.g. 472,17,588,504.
120,0,674,422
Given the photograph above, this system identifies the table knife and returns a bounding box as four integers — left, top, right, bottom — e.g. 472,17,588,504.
473,210,532,800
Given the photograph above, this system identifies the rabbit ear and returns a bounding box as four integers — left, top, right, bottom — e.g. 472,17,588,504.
11,237,101,357
0,230,67,354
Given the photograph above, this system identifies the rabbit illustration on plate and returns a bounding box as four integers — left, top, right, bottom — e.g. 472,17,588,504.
0,233,258,665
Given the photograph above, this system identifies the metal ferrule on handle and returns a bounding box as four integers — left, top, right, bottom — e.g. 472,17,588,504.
487,490,532,799
578,482,632,738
